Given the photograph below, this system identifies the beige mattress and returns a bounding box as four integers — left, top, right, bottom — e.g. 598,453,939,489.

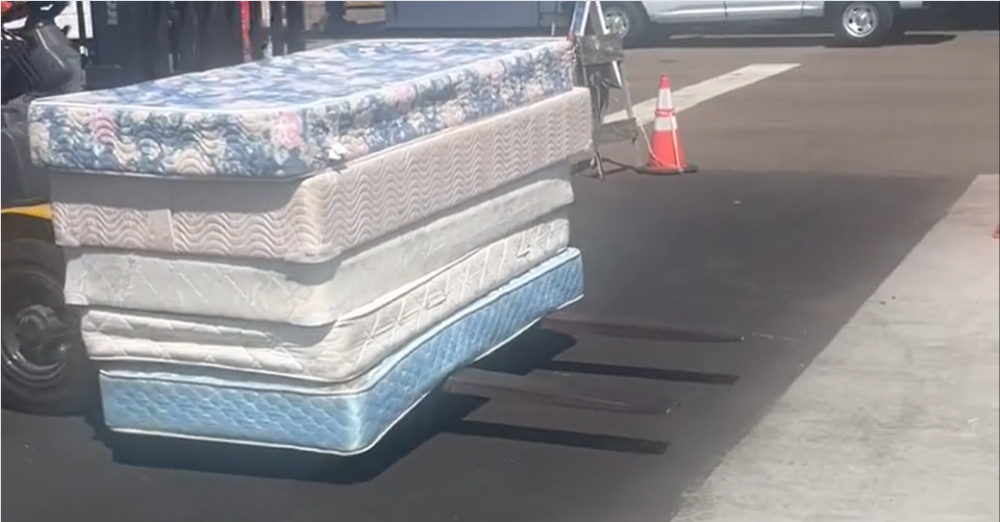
63,164,574,326
49,89,593,263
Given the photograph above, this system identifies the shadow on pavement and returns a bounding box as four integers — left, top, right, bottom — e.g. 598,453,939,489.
88,327,727,484
651,32,955,49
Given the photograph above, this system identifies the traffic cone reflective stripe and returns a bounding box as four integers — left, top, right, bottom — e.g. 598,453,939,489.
646,74,696,175
657,76,675,112
653,109,676,131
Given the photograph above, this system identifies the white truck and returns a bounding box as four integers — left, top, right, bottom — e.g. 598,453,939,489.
602,1,926,47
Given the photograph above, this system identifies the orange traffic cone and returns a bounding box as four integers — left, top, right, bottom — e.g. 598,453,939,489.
646,75,697,175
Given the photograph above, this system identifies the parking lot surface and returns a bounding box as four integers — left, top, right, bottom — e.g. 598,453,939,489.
4,8,998,522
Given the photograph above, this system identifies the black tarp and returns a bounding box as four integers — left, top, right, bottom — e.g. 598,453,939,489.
80,1,306,89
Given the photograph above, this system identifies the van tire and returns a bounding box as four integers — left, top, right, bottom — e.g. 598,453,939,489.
602,2,651,48
830,1,896,47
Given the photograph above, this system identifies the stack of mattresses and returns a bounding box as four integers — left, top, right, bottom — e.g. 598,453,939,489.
30,38,592,455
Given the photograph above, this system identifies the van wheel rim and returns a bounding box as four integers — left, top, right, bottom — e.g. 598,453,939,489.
604,9,630,38
842,2,879,38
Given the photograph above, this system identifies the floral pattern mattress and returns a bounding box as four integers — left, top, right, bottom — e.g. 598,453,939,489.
28,38,575,179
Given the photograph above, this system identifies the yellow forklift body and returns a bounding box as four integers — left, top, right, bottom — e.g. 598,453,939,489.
1,204,53,221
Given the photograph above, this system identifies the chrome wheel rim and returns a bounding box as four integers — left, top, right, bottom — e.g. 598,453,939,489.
842,3,879,39
604,9,630,39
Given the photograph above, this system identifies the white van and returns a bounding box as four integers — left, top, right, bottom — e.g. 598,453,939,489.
601,1,926,47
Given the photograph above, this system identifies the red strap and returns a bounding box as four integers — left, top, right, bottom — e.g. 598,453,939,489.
2,1,27,17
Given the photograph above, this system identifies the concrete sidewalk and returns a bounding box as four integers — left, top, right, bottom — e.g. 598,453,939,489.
674,175,1000,522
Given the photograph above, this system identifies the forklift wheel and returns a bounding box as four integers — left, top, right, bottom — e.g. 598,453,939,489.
2,239,95,415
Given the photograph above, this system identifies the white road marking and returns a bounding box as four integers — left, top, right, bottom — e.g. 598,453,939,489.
604,63,801,125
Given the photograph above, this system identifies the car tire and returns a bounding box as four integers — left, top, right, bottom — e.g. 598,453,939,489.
1,238,96,415
831,1,896,47
888,16,908,40
602,2,651,48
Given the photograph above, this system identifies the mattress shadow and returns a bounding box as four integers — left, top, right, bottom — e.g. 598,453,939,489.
88,328,675,484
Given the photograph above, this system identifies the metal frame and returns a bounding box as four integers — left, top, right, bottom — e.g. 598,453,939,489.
570,0,643,179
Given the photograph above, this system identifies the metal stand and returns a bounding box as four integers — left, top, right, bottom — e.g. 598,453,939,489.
569,1,643,180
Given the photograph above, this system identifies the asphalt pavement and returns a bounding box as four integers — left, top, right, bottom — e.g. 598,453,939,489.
3,10,998,522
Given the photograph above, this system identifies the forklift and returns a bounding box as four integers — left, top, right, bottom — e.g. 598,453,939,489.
2,1,93,414
1,0,307,415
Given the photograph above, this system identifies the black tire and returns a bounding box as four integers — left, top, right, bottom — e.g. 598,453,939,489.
602,2,651,48
831,1,896,47
2,238,96,415
888,16,908,40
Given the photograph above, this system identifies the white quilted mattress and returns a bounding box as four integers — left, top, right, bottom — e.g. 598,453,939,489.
50,88,592,263
80,216,570,383
63,163,573,326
